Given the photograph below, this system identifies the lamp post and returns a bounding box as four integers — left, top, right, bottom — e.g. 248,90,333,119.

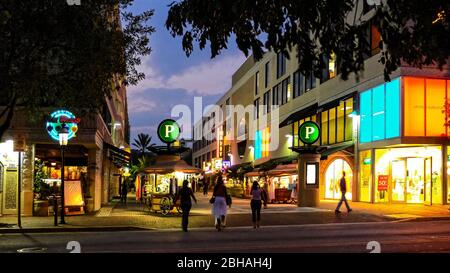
59,125,69,224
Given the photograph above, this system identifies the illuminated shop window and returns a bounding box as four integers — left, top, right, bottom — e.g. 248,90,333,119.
359,78,400,143
254,130,262,160
359,150,372,202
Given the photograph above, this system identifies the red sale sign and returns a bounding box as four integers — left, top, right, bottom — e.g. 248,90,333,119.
378,175,389,191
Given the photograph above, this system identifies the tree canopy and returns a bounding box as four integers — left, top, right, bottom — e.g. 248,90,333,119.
166,0,449,81
0,0,154,139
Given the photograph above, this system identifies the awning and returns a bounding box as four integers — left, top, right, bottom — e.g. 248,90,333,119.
104,142,131,167
245,168,261,177
318,92,357,112
279,103,318,128
320,141,354,160
267,163,297,176
144,159,202,174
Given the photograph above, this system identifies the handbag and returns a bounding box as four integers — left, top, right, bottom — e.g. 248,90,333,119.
226,194,232,206
209,196,216,204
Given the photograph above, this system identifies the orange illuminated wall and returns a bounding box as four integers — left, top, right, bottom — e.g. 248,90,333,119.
262,127,270,158
403,77,449,137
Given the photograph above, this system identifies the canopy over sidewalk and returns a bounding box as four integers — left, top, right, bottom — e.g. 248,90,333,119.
143,159,202,174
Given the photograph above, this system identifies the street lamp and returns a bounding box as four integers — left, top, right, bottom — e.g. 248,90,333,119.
59,125,69,224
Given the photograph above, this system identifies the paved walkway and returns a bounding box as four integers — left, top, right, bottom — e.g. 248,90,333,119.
0,192,449,232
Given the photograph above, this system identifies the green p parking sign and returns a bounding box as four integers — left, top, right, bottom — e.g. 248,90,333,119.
298,121,320,145
157,119,180,144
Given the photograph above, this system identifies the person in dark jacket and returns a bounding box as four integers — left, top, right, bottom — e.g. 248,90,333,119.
176,180,197,232
250,181,264,228
335,171,352,214
121,181,128,204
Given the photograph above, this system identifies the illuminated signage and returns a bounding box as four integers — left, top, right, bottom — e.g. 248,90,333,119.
157,119,180,144
222,160,231,168
306,163,318,185
299,121,320,145
46,110,79,142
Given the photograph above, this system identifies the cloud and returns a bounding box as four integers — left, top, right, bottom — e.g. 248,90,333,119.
128,53,247,96
127,96,158,113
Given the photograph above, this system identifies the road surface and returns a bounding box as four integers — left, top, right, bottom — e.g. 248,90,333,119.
2,220,450,253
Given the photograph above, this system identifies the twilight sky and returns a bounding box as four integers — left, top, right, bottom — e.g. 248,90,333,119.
125,0,247,146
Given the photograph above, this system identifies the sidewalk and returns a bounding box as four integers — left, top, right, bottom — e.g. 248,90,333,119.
1,193,449,233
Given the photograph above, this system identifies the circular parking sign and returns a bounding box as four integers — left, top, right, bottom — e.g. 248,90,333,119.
298,121,320,145
157,119,180,144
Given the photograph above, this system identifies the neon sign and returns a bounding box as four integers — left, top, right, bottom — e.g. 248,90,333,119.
46,110,79,142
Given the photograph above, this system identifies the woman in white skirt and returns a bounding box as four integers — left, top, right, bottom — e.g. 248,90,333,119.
212,175,229,231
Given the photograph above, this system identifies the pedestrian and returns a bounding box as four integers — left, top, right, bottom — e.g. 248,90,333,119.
335,171,352,214
211,175,229,231
176,180,197,232
250,181,264,228
121,181,128,204
191,177,196,192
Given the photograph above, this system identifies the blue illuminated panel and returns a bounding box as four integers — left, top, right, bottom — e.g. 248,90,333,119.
372,85,385,141
254,130,262,159
385,78,400,139
359,78,401,143
360,91,372,143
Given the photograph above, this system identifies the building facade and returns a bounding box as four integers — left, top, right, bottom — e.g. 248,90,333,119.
192,0,450,206
0,75,130,216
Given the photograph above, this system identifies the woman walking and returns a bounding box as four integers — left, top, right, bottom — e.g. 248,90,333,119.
250,181,264,228
176,180,197,232
212,175,229,231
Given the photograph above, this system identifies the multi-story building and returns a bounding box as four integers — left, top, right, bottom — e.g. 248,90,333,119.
193,0,450,206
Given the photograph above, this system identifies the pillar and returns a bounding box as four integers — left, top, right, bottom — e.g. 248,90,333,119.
87,148,103,212
21,144,34,216
297,153,321,207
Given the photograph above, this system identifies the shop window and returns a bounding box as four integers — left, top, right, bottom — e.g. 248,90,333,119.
404,77,449,137
426,79,446,136
372,85,385,141
345,99,354,141
324,159,352,200
360,78,400,143
359,150,372,202
293,121,299,147
328,108,336,144
337,101,345,143
321,111,329,145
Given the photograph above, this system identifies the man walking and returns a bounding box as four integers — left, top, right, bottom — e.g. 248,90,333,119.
335,171,352,214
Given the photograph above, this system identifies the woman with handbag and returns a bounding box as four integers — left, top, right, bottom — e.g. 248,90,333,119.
211,174,229,231
250,181,264,228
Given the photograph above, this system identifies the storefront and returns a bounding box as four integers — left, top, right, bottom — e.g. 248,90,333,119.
0,140,19,216
357,76,450,205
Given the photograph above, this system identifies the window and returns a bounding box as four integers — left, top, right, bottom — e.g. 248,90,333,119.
277,52,287,79
263,90,271,114
265,62,270,88
272,84,280,109
281,77,290,105
253,98,260,119
320,97,354,145
321,53,337,83
293,70,304,98
305,71,316,91
360,78,401,143
255,71,260,95
254,128,270,159
292,115,317,147
363,20,382,59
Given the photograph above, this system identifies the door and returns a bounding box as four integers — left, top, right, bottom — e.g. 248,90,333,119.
424,157,432,205
391,160,406,202
406,158,425,203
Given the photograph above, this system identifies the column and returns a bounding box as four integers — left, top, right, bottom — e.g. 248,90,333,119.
87,148,103,212
297,153,321,207
21,144,34,216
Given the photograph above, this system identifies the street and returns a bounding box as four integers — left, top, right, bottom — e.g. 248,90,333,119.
2,220,450,253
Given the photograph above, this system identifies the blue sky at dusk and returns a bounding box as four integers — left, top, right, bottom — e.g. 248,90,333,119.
125,0,247,146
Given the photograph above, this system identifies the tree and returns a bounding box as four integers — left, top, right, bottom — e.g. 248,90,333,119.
132,133,155,156
0,0,155,140
165,0,449,81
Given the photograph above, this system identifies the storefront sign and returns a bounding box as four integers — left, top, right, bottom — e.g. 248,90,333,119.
214,159,222,169
13,134,26,152
222,160,231,168
157,119,180,144
46,110,79,142
363,158,371,165
377,175,388,191
298,121,320,145
306,162,318,185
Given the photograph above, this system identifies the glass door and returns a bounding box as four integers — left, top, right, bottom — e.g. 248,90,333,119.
406,157,425,203
391,160,406,202
424,157,432,205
